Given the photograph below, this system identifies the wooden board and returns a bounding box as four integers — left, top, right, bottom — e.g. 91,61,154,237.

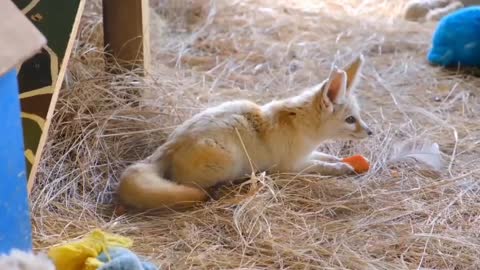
12,0,86,194
103,0,150,73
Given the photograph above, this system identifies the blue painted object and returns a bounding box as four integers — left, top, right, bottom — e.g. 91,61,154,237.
427,6,480,67
97,247,159,270
0,69,32,253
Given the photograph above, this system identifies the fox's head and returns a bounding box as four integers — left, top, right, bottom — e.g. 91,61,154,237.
312,55,373,141
286,55,373,141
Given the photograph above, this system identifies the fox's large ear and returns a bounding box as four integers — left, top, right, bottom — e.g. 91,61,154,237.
343,54,364,94
315,67,347,113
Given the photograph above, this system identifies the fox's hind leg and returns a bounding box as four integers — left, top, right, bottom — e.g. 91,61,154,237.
169,138,244,188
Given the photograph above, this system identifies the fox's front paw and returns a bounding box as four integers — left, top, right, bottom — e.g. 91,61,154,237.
323,155,342,163
310,151,341,163
332,162,356,176
295,159,357,176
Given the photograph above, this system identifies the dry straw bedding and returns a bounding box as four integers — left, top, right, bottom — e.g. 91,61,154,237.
32,0,480,269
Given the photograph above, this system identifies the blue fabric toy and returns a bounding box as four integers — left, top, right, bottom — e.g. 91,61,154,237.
427,6,480,67
97,247,159,270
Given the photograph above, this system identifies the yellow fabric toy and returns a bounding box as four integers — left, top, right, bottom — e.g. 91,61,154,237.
48,229,133,270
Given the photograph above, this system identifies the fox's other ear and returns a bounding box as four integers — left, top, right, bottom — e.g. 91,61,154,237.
315,68,347,113
343,54,364,93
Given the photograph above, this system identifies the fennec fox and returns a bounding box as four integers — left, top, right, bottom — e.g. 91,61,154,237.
118,55,373,210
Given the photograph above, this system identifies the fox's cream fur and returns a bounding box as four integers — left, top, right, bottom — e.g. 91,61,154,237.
118,55,373,210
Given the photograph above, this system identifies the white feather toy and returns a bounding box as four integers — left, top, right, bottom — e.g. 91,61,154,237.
389,139,444,177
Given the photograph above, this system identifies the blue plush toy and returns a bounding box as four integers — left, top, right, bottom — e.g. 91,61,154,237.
427,6,480,67
97,247,159,270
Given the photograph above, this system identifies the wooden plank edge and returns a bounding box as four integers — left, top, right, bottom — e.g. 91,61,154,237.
142,0,151,75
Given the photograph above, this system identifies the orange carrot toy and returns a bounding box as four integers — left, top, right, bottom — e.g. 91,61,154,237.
342,155,370,174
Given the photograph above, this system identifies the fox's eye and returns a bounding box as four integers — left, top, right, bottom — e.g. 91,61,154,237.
345,116,356,124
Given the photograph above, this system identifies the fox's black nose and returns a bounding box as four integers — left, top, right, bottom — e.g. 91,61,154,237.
367,129,373,136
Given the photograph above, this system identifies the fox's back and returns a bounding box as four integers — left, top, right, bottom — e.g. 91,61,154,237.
168,100,268,141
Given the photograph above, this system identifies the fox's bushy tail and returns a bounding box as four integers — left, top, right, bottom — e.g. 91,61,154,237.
118,162,208,210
